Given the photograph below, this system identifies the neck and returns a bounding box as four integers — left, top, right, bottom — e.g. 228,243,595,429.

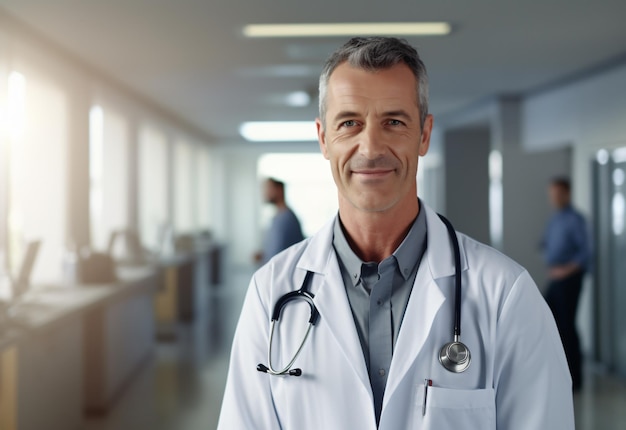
339,198,420,262
274,201,287,211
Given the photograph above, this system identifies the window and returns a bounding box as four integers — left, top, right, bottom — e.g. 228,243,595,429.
173,138,194,232
89,105,130,251
0,65,8,292
195,145,212,231
6,70,68,284
138,125,169,251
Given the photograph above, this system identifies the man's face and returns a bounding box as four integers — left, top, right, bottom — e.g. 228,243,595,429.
264,181,279,204
316,62,432,214
549,184,570,209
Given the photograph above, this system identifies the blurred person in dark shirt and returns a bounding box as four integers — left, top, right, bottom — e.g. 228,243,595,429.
254,178,304,264
542,176,590,391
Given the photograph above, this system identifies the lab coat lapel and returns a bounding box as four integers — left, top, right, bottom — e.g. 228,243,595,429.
383,261,445,402
383,205,466,406
296,218,373,399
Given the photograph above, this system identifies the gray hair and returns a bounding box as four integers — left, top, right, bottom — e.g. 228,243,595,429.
318,37,429,129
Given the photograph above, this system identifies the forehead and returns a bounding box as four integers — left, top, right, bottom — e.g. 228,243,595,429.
325,62,418,111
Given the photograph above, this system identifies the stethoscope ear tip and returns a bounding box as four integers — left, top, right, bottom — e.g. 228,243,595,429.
256,363,302,376
288,368,302,377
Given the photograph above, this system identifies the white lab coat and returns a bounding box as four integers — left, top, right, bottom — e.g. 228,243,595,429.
218,204,574,430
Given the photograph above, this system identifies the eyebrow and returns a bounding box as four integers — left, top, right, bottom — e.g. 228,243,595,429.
331,109,414,124
382,110,414,122
331,111,360,124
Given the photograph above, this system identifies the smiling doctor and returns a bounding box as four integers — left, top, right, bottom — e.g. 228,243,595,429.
218,37,574,429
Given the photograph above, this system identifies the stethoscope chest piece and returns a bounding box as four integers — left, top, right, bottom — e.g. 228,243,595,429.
439,339,471,373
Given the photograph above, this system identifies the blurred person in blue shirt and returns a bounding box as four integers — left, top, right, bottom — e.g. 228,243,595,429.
542,176,590,391
254,178,304,264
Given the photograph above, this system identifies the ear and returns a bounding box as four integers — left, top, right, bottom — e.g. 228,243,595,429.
418,114,434,157
316,118,329,160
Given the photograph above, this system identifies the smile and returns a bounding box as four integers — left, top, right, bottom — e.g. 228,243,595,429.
352,169,394,179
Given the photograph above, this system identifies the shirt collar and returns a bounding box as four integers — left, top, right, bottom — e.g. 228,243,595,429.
332,200,427,287
332,217,363,287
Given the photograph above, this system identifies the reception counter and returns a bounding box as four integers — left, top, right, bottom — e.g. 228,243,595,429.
0,266,158,430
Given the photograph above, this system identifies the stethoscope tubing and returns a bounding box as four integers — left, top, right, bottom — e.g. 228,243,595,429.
258,213,471,376
258,271,318,376
437,214,463,340
264,320,314,375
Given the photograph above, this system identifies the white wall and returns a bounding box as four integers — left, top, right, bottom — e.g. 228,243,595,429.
523,63,626,152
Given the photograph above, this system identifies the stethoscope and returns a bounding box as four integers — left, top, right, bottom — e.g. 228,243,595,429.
256,214,471,377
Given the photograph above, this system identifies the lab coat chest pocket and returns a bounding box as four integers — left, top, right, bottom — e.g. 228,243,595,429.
422,386,496,429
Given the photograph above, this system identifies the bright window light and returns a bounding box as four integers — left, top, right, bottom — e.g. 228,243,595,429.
89,105,105,243
596,149,609,165
613,147,626,164
613,168,625,187
240,121,318,142
8,71,26,138
243,22,451,38
488,150,503,249
612,192,625,236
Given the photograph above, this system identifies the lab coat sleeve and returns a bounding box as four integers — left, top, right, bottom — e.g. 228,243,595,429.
217,275,282,429
494,270,575,429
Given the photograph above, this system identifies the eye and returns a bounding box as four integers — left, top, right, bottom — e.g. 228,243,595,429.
341,120,357,127
388,119,404,126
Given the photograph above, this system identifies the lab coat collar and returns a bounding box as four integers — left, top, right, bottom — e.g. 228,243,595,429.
422,204,469,277
297,203,468,277
296,216,374,404
294,203,469,416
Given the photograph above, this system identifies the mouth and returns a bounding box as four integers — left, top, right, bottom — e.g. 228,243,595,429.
351,169,395,179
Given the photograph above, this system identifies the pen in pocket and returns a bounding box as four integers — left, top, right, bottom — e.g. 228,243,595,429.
422,379,433,416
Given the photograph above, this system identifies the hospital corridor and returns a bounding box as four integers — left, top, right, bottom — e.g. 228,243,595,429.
1,1,626,429
55,258,620,430
88,267,626,430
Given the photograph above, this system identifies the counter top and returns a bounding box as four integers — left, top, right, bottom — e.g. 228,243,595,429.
0,265,158,352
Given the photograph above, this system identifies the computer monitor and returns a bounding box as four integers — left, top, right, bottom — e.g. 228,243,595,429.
106,230,120,256
11,240,41,300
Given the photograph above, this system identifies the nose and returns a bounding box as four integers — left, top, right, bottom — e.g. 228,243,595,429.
358,125,386,160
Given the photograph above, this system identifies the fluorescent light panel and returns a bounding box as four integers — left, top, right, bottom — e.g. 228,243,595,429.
243,22,451,38
240,121,318,142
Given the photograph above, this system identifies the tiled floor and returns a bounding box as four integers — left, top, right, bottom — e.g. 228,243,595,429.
575,366,626,430
84,268,250,430
85,266,626,430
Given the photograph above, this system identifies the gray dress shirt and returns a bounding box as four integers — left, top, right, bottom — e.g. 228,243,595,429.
332,204,427,424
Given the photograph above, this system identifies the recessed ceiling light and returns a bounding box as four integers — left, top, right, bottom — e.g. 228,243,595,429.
240,121,318,142
243,22,451,38
285,91,311,107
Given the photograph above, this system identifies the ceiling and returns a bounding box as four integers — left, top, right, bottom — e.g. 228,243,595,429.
1,0,625,143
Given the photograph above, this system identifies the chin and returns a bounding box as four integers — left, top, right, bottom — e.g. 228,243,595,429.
352,197,400,214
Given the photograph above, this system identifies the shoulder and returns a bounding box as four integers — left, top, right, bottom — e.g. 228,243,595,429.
457,233,533,318
459,233,525,280
259,237,310,272
275,208,300,225
561,206,587,223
